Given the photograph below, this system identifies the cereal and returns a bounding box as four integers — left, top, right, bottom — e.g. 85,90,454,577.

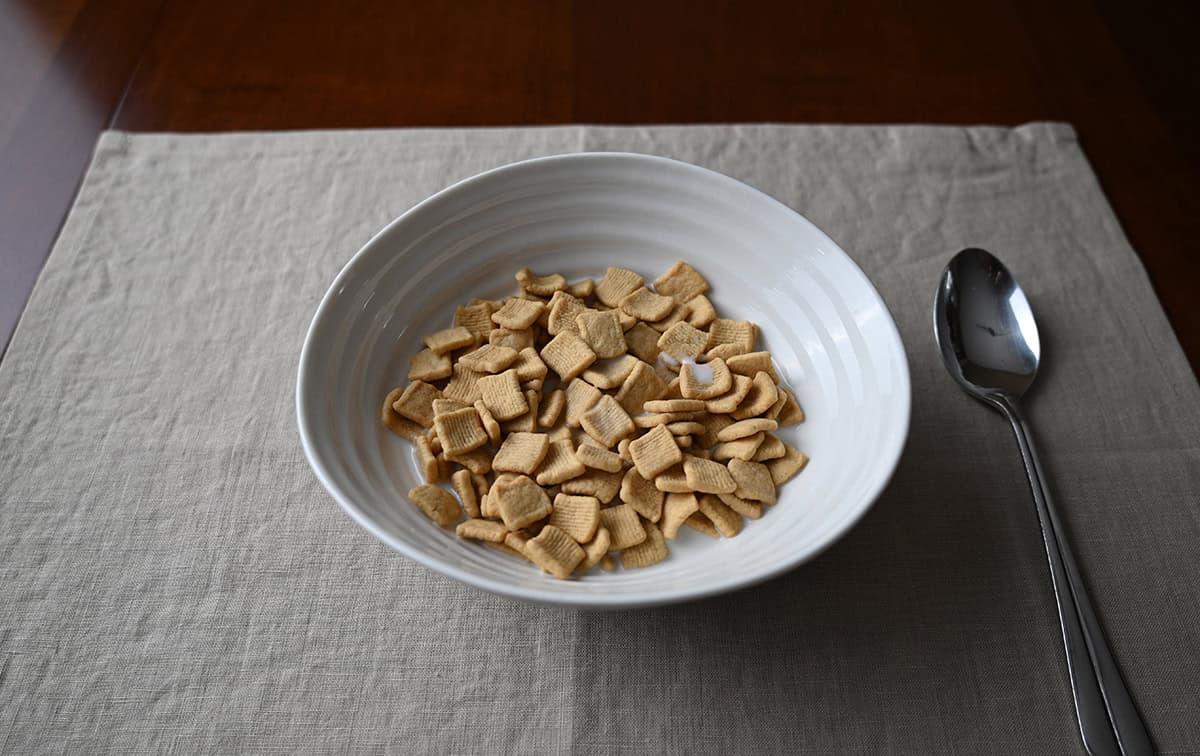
732,371,779,419
765,391,787,419
653,261,709,302
705,374,754,414
455,518,508,542
727,351,779,382
666,421,705,436
617,437,632,462
661,492,700,539
546,291,588,336
683,455,738,494
581,394,636,448
458,343,520,373
675,436,693,448
697,494,742,537
549,493,601,543
567,279,595,298
778,388,805,425
768,445,809,485
574,443,624,473
473,369,525,421
623,322,662,363
595,267,644,307
684,512,720,538
655,322,707,361
433,398,470,416
662,377,683,399
489,328,535,351
393,380,443,428
562,378,602,428
599,504,647,550
424,326,476,355
680,358,733,400
442,363,486,404
644,399,706,414
540,331,597,382
582,354,640,389
576,309,627,359
409,348,453,381
433,407,489,456
727,458,777,503
535,439,587,486
415,436,441,483
752,433,786,461
515,268,568,296
452,469,481,518
633,411,699,429
614,360,668,415
600,555,618,571
621,520,668,568
521,378,545,393
491,297,546,330
408,484,461,527
507,347,545,382
473,400,502,445
580,527,611,571
694,413,734,449
525,525,585,578
708,319,758,353
629,424,683,479
426,427,442,455
503,530,530,557
712,434,765,462
620,467,664,522
717,417,778,441
538,388,565,428
718,492,763,520
502,389,540,434
493,474,553,529
685,295,716,329
654,467,691,493
383,388,424,441
455,302,494,343
705,342,748,361
493,432,550,474
616,309,638,331
444,446,493,475
620,287,675,321
561,469,623,503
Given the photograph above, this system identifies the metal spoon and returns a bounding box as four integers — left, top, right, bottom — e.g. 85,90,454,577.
934,248,1152,756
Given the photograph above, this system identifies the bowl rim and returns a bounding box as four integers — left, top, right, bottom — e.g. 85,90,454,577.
296,151,911,608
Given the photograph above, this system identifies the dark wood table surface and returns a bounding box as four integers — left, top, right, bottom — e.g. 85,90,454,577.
2,0,1197,375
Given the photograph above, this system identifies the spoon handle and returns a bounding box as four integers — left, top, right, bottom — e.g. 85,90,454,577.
999,397,1153,756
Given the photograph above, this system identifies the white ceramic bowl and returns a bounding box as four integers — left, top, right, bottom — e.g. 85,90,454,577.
297,153,909,608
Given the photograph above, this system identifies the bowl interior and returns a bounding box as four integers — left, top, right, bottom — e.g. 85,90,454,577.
297,153,910,607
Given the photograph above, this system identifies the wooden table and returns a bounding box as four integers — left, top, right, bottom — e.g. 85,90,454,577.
3,0,1197,374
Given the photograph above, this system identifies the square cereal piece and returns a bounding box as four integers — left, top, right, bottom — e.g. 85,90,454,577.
493,432,550,474
662,376,683,400
433,407,488,456
489,328,535,351
575,443,624,473
502,530,530,557
616,309,638,331
576,309,628,359
695,413,733,449
456,518,508,542
444,446,492,475
491,297,546,330
685,295,716,329
408,484,461,527
727,351,779,383
502,389,541,434
424,326,476,355
549,493,601,543
666,421,705,436
547,423,572,443
718,492,763,520
540,331,597,382
567,279,595,299
728,458,777,503
768,445,809,485
752,433,787,461
654,467,691,493
614,360,668,415
620,467,664,521
708,319,758,353
705,374,754,414
766,391,788,420
493,474,553,529
599,504,647,549
561,469,624,503
511,347,549,382
536,439,587,485
383,388,424,441
563,378,602,427
629,424,683,479
393,380,443,428
582,354,639,390
778,388,805,425
624,322,662,363
473,400,502,445
409,348,452,382
546,291,589,336
657,322,710,361
525,525,585,578
661,492,700,539
706,342,748,361
685,512,720,538
680,358,733,400
477,369,528,420
455,302,495,342
458,343,520,374
683,455,738,494
595,267,645,307
516,268,568,296
433,398,470,416
621,520,668,569
442,363,486,404
452,469,481,518
648,298,690,333
619,287,675,321
643,399,706,413
732,371,779,419
653,261,710,303
717,417,778,441
538,388,565,428
698,494,742,537
580,527,611,571
712,433,765,462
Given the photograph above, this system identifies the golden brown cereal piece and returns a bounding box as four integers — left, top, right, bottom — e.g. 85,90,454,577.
408,484,461,527
393,380,443,428
576,309,627,359
680,358,733,400
684,512,720,538
540,331,597,382
549,493,601,543
525,525,585,578
476,369,527,421
426,427,442,455
661,492,700,539
728,458,777,503
493,432,550,474
455,302,495,343
600,554,618,571
697,494,742,537
705,374,754,414
538,388,565,428
718,417,779,441
662,376,683,400
752,434,787,461
561,469,624,503
432,398,471,416
493,474,553,529
617,437,633,463
727,351,779,382
580,355,638,391
536,439,587,485
511,347,548,381
383,388,424,441
444,446,493,475
491,297,546,330
647,300,689,333
409,348,452,382
769,445,809,485
522,379,545,394
733,371,779,419
599,504,647,549
695,413,734,449
415,437,441,483
614,360,668,415
580,394,636,448
685,295,716,328
623,322,662,364
473,400,502,445
705,342,749,361
766,391,788,420
621,520,669,569
458,344,520,374
595,266,645,307
575,443,624,473
676,436,694,448
567,279,595,299
620,467,664,521
654,467,691,493
580,527,611,571
547,423,572,443
656,321,710,361
778,388,805,425
683,455,738,494
442,363,486,404
563,378,602,428
712,433,765,462
708,319,758,353
502,389,541,434
629,424,683,479
424,326,476,355
666,421,705,436
489,328,535,351
456,518,508,542
653,261,710,302
619,286,675,321
644,398,706,414
516,268,568,296
718,492,763,520
503,530,530,557
616,309,638,331
546,291,589,336
452,469,481,518
433,407,489,456
479,493,495,519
